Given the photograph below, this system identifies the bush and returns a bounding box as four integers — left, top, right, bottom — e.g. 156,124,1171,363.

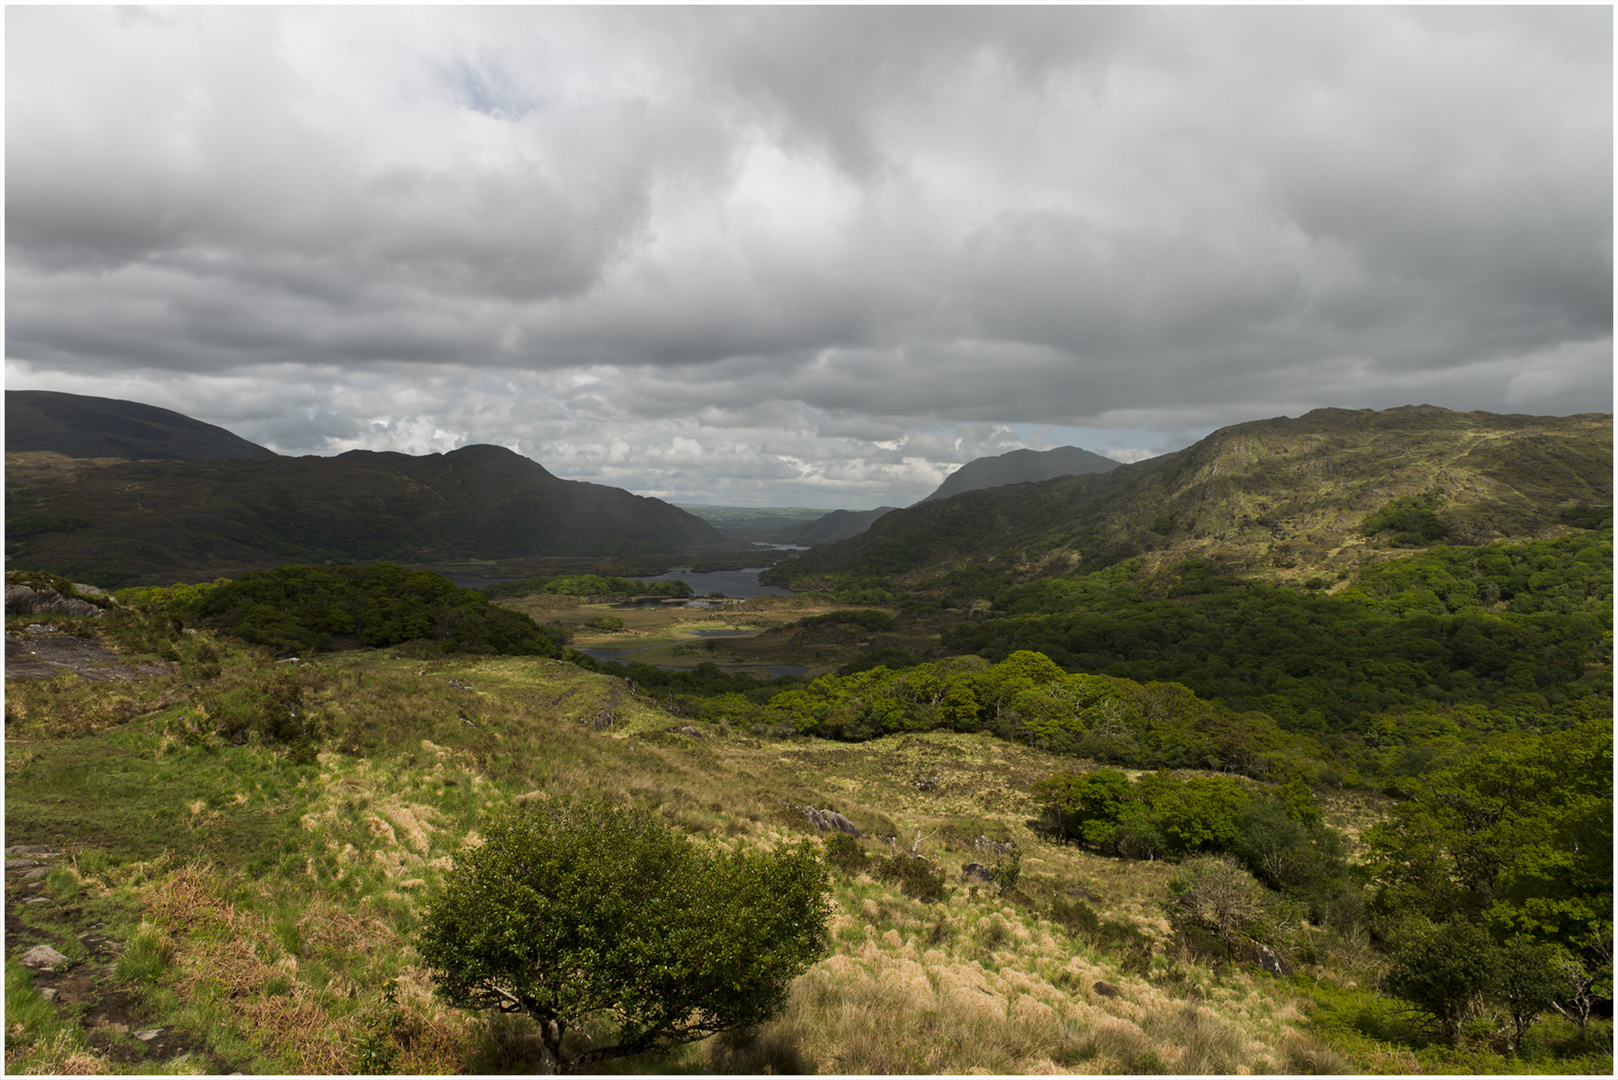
192,564,563,656
823,832,869,874
1164,855,1269,960
1493,937,1566,1055
418,797,831,1072
875,854,947,903
1382,918,1498,1044
987,848,1022,895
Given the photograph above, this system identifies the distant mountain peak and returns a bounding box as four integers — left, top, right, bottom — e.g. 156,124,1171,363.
919,444,1120,503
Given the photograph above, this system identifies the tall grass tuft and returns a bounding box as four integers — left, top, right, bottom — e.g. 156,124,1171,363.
1281,1033,1350,1074
705,1024,811,1075
1147,1003,1245,1074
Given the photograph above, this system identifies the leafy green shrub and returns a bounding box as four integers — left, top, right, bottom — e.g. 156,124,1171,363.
874,854,946,903
195,666,320,754
987,848,1022,895
584,615,625,632
823,832,869,874
1492,937,1567,1055
1362,493,1450,545
417,797,831,1072
1382,917,1497,1044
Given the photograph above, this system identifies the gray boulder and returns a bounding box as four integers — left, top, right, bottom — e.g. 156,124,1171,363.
21,945,68,968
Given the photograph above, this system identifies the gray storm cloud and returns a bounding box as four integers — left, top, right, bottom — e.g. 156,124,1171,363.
5,5,1610,507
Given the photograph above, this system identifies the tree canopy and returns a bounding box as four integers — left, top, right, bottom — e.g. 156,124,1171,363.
417,797,832,1073
130,563,565,656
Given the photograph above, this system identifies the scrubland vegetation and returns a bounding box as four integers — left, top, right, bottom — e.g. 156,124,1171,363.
5,523,1611,1074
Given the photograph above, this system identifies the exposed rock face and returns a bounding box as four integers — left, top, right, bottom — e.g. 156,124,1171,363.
1248,941,1294,977
4,583,103,618
961,862,995,883
802,805,861,837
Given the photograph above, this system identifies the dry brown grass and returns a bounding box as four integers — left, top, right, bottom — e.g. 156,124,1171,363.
5,1030,113,1075
131,864,480,1074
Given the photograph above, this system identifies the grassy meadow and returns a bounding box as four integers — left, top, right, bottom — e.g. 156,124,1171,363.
5,610,1609,1075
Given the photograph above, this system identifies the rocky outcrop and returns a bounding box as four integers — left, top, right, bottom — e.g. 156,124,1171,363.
791,802,861,837
4,583,104,618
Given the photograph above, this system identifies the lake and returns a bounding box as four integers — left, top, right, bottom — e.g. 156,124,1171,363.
624,566,794,601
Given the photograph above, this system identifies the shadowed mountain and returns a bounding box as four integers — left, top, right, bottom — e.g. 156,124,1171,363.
772,447,1123,547
5,444,726,585
6,390,276,461
919,445,1121,503
767,406,1613,592
777,507,901,546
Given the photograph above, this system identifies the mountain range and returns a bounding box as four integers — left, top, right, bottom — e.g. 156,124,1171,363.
766,405,1613,591
7,394,1609,591
5,394,727,583
776,507,901,546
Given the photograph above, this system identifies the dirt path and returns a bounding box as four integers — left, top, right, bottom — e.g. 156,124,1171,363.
5,845,243,1074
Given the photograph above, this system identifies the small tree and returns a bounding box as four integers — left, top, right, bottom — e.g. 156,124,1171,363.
1382,918,1497,1045
1492,937,1565,1055
1165,854,1268,960
418,798,831,1073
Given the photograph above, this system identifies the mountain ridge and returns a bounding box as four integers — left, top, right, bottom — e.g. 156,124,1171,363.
766,405,1613,592
4,443,727,585
5,389,276,461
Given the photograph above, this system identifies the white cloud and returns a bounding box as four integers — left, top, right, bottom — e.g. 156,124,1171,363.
6,6,1610,508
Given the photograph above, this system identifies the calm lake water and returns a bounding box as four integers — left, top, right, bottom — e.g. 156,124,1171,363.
625,567,795,600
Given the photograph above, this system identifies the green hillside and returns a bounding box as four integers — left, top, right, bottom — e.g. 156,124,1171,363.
766,406,1613,595
6,571,1609,1074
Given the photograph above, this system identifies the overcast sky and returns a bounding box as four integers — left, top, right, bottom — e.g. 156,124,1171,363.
7,6,1612,508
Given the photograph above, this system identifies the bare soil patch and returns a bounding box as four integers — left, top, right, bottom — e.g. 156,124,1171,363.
4,626,174,682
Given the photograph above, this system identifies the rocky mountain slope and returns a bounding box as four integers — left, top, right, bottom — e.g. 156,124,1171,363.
4,444,726,584
769,406,1613,590
6,390,275,461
